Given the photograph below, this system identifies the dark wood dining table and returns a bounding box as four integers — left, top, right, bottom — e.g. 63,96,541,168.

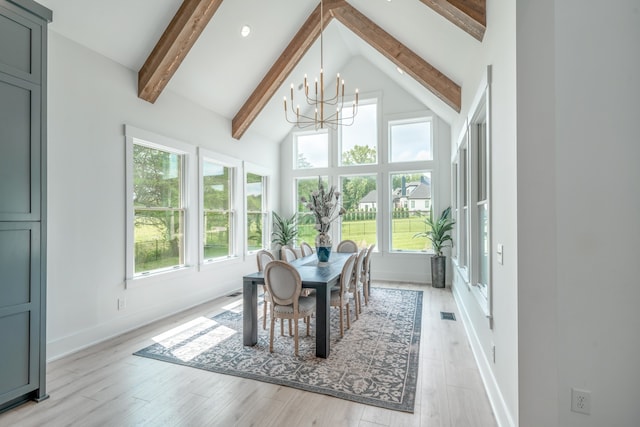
242,252,351,358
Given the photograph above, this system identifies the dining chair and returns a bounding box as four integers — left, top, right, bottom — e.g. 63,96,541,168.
336,239,358,253
264,261,316,356
256,249,276,330
360,243,375,305
330,253,357,337
280,245,298,262
349,249,366,320
300,241,314,257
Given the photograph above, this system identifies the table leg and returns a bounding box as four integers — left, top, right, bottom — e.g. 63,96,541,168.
315,283,331,358
243,279,258,346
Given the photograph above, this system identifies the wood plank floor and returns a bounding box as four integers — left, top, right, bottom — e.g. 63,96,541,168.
0,282,497,427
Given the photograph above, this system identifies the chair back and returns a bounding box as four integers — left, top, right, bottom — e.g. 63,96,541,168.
256,249,275,272
338,253,357,297
363,243,375,278
280,245,298,262
264,261,302,307
351,249,366,291
336,240,358,253
300,241,314,257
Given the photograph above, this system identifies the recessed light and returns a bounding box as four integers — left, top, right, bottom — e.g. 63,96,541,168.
240,25,251,38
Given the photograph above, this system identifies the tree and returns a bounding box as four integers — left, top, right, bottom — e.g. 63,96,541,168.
342,176,376,211
342,144,377,165
297,153,313,169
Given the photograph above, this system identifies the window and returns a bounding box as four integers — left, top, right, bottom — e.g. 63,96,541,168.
389,118,432,162
296,176,328,245
390,172,432,251
459,145,468,270
201,155,236,263
125,125,196,280
246,172,267,252
340,174,377,247
295,131,329,169
340,101,377,166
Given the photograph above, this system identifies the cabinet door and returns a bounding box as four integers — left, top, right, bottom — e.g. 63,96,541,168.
0,74,40,221
0,3,42,84
0,222,40,403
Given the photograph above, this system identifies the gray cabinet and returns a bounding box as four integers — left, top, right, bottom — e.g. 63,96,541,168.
0,0,51,412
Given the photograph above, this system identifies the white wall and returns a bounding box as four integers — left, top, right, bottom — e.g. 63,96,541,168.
518,1,640,426
450,0,518,425
278,55,451,284
46,32,280,359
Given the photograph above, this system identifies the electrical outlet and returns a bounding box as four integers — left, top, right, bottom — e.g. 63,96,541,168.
117,298,126,311
496,244,504,265
571,388,591,415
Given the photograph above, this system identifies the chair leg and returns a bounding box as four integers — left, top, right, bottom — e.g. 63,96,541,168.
262,300,268,330
269,316,275,353
288,319,293,336
339,305,344,337
357,290,362,314
294,317,299,356
346,302,351,329
353,293,359,320
280,317,284,336
306,316,310,336
364,280,369,305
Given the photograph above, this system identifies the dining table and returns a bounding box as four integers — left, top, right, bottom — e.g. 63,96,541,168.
242,251,352,358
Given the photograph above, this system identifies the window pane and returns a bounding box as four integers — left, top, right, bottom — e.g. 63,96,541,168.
478,203,489,288
204,211,230,259
133,145,182,208
390,120,432,162
295,132,328,169
296,176,328,245
390,172,432,251
203,161,230,210
477,122,487,201
341,102,377,165
246,173,263,211
340,175,377,247
246,212,263,251
134,209,184,273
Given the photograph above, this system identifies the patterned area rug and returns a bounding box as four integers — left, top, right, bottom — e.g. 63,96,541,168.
134,288,423,412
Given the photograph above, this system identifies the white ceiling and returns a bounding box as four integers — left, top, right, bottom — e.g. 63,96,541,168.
38,0,480,142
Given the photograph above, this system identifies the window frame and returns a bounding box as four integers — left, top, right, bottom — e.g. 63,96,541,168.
339,173,378,249
293,129,329,170
244,162,271,255
338,98,379,167
198,148,241,266
388,116,433,163
125,125,197,286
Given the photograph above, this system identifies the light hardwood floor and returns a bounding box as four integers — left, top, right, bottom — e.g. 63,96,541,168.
0,282,497,427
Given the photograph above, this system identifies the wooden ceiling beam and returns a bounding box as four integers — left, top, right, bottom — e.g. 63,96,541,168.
331,2,461,113
418,0,486,41
231,3,338,140
138,0,225,103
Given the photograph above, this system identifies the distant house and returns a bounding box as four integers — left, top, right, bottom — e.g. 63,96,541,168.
358,189,377,210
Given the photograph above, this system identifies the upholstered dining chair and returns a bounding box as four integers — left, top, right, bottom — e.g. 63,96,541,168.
349,249,367,320
360,243,375,305
280,245,298,262
336,239,358,253
330,253,357,337
256,249,275,330
300,241,314,257
263,261,316,356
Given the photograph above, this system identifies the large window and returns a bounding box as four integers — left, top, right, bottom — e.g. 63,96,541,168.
389,118,432,162
340,175,377,247
340,101,378,166
201,156,235,262
390,172,432,251
296,176,328,245
246,172,267,252
126,126,196,280
295,131,328,169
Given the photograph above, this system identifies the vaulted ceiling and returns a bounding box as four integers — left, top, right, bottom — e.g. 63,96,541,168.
38,0,484,142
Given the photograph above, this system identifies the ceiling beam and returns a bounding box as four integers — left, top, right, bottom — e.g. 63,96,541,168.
331,2,461,113
138,0,225,103
231,3,337,140
418,0,486,41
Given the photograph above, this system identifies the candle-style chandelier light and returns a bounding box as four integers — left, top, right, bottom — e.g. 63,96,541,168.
283,0,359,130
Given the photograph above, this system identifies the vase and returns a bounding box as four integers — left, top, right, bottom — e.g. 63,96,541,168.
315,232,332,263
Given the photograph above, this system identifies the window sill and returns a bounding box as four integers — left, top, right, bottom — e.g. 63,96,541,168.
199,255,242,270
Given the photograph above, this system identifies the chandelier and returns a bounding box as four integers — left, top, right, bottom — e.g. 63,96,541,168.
283,0,359,130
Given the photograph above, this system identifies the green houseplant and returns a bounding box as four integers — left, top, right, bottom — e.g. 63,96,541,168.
413,207,455,288
271,212,298,258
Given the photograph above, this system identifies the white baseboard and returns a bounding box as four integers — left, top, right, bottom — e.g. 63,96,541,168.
452,283,516,427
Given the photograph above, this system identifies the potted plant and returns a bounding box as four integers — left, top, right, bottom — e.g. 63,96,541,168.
413,207,455,288
271,212,298,258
